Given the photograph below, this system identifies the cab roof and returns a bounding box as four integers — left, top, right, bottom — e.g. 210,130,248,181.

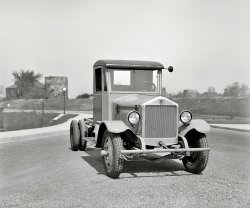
93,60,164,70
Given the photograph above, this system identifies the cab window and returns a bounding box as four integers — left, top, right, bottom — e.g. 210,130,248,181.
110,69,158,92
95,68,102,92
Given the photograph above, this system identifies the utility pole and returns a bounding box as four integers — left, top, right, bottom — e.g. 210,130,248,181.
62,87,67,114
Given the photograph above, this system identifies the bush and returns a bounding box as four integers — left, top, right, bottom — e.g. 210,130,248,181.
22,87,45,99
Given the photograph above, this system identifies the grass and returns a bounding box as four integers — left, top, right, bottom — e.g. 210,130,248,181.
0,112,77,132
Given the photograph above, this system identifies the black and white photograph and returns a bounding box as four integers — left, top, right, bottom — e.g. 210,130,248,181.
0,0,249,207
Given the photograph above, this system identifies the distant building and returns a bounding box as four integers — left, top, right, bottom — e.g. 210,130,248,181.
6,82,44,100
183,90,198,98
45,76,68,99
6,84,18,100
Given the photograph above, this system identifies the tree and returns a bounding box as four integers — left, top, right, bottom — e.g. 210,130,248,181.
223,82,241,98
12,69,43,98
0,84,4,97
240,84,249,97
23,87,47,99
207,87,216,93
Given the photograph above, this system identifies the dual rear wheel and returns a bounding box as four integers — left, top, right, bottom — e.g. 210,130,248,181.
70,120,87,151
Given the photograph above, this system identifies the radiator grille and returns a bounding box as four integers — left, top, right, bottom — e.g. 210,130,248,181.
144,105,177,138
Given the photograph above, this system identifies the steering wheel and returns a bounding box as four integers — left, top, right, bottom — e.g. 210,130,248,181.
142,81,156,92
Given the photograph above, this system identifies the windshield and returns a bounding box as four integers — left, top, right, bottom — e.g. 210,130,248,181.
110,69,159,92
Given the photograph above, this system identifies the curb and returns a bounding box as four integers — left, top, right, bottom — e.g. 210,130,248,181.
210,125,250,133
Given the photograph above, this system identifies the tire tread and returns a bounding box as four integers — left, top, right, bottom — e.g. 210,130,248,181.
78,120,87,151
70,120,80,151
102,131,124,178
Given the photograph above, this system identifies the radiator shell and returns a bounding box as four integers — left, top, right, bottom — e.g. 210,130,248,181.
140,97,178,140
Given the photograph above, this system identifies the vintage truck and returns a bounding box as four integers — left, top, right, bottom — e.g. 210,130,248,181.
70,60,210,178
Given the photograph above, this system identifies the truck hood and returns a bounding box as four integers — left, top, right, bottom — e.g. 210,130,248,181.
113,94,157,107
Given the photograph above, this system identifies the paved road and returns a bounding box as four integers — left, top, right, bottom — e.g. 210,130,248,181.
0,129,249,208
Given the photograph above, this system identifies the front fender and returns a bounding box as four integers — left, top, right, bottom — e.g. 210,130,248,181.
101,120,130,133
179,119,210,137
96,121,130,147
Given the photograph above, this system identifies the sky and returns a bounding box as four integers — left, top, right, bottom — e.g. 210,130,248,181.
0,0,249,98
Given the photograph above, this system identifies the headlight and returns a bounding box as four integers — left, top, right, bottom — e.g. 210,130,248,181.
180,110,192,124
128,111,140,125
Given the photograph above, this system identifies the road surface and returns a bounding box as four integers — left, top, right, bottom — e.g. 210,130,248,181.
0,128,249,208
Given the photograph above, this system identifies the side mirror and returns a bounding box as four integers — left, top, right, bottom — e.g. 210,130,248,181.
167,66,173,72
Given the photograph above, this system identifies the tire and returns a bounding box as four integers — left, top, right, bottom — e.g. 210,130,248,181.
70,120,80,151
78,120,87,151
182,131,209,174
102,130,124,178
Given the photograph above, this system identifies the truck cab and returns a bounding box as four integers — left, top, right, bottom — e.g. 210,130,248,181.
93,60,162,121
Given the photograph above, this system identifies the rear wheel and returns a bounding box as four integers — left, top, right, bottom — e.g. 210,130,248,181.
182,131,209,174
78,120,87,151
70,120,80,151
102,131,124,178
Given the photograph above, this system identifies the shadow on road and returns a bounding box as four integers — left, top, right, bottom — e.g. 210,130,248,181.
80,147,192,178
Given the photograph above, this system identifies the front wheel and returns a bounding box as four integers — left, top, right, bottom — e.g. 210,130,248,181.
182,131,209,174
102,131,124,178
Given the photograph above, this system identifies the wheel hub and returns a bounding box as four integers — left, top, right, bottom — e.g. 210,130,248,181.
104,137,113,168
